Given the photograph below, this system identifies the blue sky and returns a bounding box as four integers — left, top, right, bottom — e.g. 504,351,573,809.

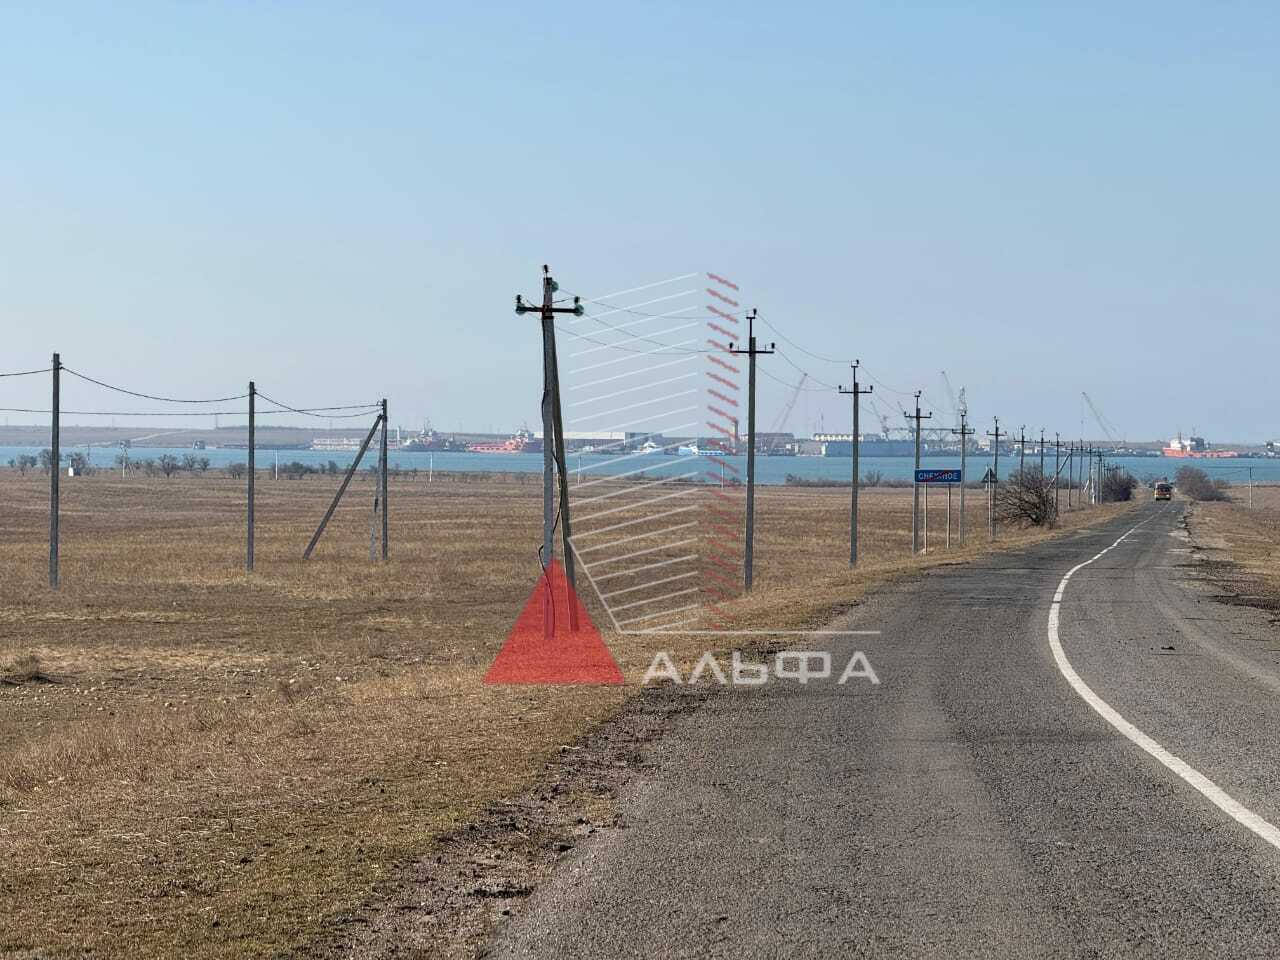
1,2,1276,440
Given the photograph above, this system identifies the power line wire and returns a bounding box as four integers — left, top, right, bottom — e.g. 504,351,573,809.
0,406,380,418
775,349,839,390
62,367,249,403
254,391,381,419
752,315,849,365
0,367,52,378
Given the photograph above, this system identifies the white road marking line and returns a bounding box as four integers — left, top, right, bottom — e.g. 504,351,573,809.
1048,511,1280,852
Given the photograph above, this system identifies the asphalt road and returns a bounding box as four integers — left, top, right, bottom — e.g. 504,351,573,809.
484,501,1280,958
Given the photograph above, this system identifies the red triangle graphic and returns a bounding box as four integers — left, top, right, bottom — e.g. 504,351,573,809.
484,560,624,685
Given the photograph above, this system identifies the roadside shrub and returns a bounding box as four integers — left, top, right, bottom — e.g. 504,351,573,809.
1174,466,1229,502
996,466,1055,526
863,470,883,487
1101,468,1138,502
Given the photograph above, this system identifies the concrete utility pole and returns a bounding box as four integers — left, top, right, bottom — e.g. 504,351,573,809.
516,267,586,626
1039,428,1046,475
838,361,873,566
1054,433,1061,518
1017,425,1027,476
380,398,389,560
905,392,933,554
49,352,61,589
952,407,975,546
1067,441,1074,509
1083,445,1090,503
730,309,774,590
247,380,255,572
986,417,1003,540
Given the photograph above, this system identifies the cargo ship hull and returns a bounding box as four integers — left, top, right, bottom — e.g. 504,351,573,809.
1161,448,1239,459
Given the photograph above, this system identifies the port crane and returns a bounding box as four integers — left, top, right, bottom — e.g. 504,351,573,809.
865,395,900,439
770,372,807,434
1082,392,1123,445
940,371,962,431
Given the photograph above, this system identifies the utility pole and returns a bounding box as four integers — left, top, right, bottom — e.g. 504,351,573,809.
1067,441,1073,509
1054,433,1061,518
247,380,255,572
1018,425,1027,476
49,352,61,589
1077,443,1084,506
986,417,1003,540
1039,428,1046,475
1083,445,1090,504
516,267,586,627
905,391,933,554
730,309,774,590
379,398,389,560
838,361,872,566
952,407,975,546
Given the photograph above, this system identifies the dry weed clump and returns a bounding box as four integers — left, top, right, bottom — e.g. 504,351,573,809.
0,653,56,685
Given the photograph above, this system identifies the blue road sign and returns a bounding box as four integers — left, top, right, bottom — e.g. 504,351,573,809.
915,469,962,484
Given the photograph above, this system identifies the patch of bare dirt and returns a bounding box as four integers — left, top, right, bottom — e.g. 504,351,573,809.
321,685,709,960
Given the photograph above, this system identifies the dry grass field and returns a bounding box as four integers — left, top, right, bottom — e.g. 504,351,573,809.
0,469,1133,958
1185,484,1280,601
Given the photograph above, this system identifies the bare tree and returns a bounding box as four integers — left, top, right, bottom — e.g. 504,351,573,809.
996,466,1055,526
158,454,180,479
9,454,37,476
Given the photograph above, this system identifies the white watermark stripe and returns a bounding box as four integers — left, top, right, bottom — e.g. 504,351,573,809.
568,288,698,325
569,506,700,539
593,554,699,582
572,522,699,554
575,455,701,488
576,486,703,524
584,539,700,570
575,472,700,507
599,571,700,599
567,372,698,407
569,359,697,392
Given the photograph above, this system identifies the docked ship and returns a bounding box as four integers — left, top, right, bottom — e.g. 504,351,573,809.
400,430,467,452
311,436,365,452
466,429,541,454
676,442,733,456
1162,433,1239,459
